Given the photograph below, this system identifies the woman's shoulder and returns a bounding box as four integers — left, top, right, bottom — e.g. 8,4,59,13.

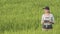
42,14,45,16
50,14,53,15
50,14,54,16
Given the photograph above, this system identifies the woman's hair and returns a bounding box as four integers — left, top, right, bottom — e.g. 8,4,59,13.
48,10,50,13
43,6,51,13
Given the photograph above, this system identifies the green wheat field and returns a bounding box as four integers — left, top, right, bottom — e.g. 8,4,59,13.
0,0,60,34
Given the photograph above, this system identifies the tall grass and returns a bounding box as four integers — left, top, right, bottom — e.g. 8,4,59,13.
0,0,60,34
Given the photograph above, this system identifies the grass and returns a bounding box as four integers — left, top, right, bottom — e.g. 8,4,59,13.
0,0,60,34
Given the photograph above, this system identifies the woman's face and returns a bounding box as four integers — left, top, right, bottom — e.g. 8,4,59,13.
44,9,49,13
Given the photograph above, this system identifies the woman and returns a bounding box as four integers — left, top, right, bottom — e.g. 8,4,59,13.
41,6,54,31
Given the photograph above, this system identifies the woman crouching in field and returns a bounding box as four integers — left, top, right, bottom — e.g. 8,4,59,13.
41,6,54,31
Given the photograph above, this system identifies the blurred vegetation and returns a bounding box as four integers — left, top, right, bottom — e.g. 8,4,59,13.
0,0,60,34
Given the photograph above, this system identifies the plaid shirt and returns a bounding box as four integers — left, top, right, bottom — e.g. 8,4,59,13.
41,14,54,25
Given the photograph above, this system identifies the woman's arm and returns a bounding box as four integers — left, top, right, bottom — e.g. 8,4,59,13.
51,14,54,24
41,15,44,24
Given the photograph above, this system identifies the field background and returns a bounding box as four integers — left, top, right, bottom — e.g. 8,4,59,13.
0,0,60,34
